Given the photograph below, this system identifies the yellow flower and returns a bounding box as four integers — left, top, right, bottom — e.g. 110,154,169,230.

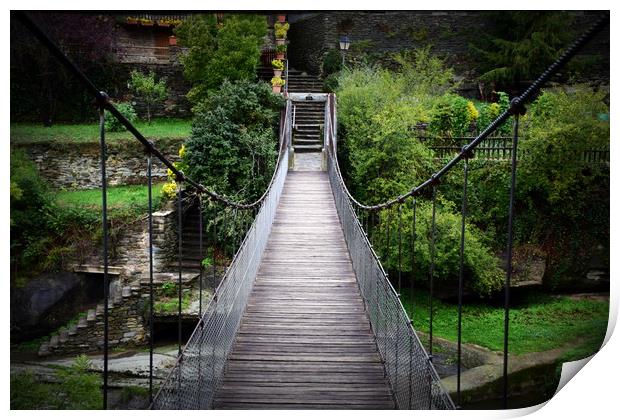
161,181,178,199
466,101,479,122
178,144,186,159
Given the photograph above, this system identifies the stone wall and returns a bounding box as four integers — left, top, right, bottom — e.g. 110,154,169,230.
15,138,184,190
287,11,610,93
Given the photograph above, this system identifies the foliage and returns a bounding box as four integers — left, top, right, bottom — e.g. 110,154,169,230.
336,65,435,204
184,80,283,203
322,49,343,77
10,119,191,144
403,289,608,355
11,356,102,409
392,46,458,97
175,14,267,106
271,76,285,87
275,44,288,53
376,199,504,297
470,12,573,85
128,70,168,123
104,102,138,132
161,281,176,297
517,86,609,287
429,94,474,137
271,59,285,70
323,73,340,93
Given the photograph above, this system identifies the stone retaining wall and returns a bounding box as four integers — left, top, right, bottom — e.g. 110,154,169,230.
15,138,184,190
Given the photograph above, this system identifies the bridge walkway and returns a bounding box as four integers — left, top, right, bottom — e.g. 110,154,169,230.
212,170,395,409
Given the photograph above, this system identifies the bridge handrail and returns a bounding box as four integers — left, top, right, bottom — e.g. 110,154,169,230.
16,11,288,210
327,15,608,211
326,94,454,409
151,100,292,408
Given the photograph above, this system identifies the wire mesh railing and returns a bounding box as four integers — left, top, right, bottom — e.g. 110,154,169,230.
152,150,289,409
326,94,454,409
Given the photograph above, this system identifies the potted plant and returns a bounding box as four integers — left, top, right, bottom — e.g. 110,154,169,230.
277,14,286,23
140,18,154,26
126,16,139,25
275,44,287,59
274,22,290,43
272,59,285,77
271,76,285,93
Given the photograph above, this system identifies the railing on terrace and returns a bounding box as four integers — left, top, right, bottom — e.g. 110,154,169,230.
421,136,610,162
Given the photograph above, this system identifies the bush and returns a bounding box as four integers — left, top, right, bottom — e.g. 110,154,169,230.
175,14,267,106
336,65,436,204
376,198,504,297
322,49,342,77
517,86,609,287
104,102,138,132
429,94,473,137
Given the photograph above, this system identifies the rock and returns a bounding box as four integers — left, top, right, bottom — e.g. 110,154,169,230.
87,309,96,322
49,335,59,348
38,342,51,357
77,317,88,329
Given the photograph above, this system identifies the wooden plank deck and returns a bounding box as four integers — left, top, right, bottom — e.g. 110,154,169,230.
213,171,395,409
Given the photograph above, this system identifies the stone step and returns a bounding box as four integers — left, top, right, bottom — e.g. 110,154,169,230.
293,144,323,153
38,342,51,357
294,138,323,145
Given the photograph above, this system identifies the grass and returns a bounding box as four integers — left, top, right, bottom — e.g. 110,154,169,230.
154,290,193,314
10,118,191,144
402,289,609,355
55,183,166,220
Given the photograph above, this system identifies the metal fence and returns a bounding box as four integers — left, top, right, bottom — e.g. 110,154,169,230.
325,94,455,410
152,102,292,409
421,136,610,163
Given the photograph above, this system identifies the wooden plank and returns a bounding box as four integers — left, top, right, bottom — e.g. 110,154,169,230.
213,171,394,409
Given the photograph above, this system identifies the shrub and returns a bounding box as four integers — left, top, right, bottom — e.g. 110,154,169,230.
392,46,458,97
517,86,609,287
127,70,167,123
323,73,340,93
429,94,474,138
322,49,342,76
104,102,138,132
376,198,505,297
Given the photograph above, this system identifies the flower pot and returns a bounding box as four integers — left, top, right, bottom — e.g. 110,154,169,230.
169,36,177,46
273,69,283,77
276,52,285,59
275,38,285,46
277,15,286,23
272,85,282,94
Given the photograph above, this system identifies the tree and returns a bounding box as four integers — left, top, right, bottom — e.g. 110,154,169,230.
183,80,283,202
175,14,267,106
127,70,167,123
470,12,573,87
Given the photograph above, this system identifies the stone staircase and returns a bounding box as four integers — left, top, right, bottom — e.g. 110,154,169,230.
292,101,325,153
286,69,323,93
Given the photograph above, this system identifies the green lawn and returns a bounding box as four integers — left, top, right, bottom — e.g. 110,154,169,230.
55,183,166,220
402,289,608,355
10,118,191,144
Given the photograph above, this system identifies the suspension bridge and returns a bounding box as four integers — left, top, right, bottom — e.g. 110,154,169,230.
16,12,608,410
